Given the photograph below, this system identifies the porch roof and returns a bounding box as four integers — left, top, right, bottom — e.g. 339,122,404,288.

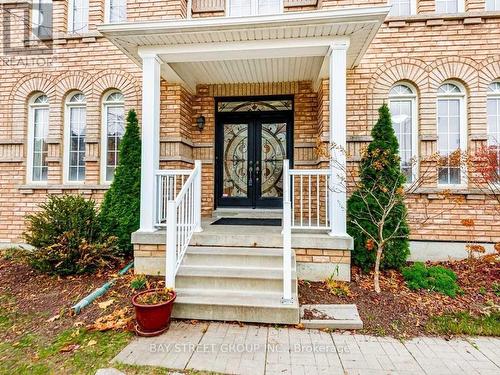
99,6,390,93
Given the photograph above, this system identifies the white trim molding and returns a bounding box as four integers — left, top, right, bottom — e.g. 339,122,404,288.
64,91,87,184
100,90,125,184
388,82,419,183
27,93,50,184
436,80,467,188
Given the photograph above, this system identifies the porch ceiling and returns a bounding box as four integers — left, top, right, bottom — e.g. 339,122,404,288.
99,6,390,93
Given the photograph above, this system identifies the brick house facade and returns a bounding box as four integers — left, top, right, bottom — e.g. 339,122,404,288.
0,0,499,271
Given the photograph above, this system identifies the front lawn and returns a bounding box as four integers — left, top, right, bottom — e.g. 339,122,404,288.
0,248,137,374
299,257,500,338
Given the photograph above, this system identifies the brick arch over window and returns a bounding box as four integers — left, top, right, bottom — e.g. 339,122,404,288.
8,74,56,141
366,57,428,126
92,70,141,110
428,57,479,91
478,56,500,91
429,57,479,135
53,71,94,140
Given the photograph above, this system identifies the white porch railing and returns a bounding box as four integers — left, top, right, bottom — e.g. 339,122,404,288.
161,161,202,288
281,159,331,303
155,169,193,227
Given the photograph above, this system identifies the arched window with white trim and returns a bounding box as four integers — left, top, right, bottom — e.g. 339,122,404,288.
388,83,418,182
65,92,86,182
101,91,125,182
437,82,467,186
27,93,49,182
487,82,500,182
106,0,127,22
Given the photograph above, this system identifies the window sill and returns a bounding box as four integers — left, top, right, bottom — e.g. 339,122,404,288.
409,187,497,197
385,11,500,26
18,184,110,194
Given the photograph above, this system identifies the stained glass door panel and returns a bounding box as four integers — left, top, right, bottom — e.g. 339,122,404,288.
260,122,287,198
222,123,249,198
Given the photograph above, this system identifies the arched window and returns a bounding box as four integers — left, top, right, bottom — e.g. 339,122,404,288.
388,83,418,182
435,0,464,13
28,94,49,182
101,91,125,182
106,0,127,22
437,82,467,186
65,92,86,182
389,0,416,16
487,82,500,182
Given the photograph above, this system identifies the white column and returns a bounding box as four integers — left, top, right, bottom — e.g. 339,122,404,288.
139,53,161,232
329,40,349,237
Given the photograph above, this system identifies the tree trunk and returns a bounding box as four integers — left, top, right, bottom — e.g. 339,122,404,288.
374,245,384,293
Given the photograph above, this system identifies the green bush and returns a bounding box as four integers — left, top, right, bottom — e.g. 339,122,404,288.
24,195,119,276
100,109,141,255
402,262,461,298
347,104,410,272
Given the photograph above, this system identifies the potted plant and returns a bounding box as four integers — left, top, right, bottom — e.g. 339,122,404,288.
132,288,176,336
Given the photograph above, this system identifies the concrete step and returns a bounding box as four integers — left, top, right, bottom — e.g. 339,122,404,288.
184,246,292,267
213,208,283,219
172,288,299,324
176,265,297,294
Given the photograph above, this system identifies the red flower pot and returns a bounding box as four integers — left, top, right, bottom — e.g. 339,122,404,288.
132,289,176,337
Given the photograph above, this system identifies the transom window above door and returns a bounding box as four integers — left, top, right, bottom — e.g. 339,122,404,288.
228,0,283,17
217,99,292,112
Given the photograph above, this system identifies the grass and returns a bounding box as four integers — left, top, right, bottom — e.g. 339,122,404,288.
426,311,500,337
0,292,132,374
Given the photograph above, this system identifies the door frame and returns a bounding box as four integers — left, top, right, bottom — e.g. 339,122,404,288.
214,95,294,209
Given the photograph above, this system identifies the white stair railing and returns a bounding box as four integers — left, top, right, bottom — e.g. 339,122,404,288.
282,159,332,303
165,161,202,288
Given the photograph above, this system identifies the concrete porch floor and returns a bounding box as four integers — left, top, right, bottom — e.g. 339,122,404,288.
113,321,500,375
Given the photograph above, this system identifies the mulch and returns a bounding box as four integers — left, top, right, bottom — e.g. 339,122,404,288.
0,256,162,342
298,257,500,338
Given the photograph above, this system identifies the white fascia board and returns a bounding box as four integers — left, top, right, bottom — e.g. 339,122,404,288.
137,37,347,63
98,6,390,37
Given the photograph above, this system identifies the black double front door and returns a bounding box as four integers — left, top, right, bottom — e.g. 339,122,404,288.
215,110,293,209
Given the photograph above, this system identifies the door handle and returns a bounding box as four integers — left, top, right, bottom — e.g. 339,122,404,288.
255,161,261,182
248,161,254,187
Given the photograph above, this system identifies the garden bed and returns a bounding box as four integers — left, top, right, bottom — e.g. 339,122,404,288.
0,249,166,374
299,257,499,338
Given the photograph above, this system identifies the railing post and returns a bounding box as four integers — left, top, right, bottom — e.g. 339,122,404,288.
282,159,293,304
193,160,203,233
166,200,177,289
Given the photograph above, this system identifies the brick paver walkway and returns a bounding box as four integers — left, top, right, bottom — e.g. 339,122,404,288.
113,321,500,375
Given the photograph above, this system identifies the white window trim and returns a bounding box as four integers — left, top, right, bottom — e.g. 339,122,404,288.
435,0,465,14
436,80,467,189
226,0,284,17
388,0,417,17
64,91,87,184
100,90,125,184
67,0,89,34
487,81,500,187
388,83,419,184
27,93,49,185
486,0,500,11
104,0,127,23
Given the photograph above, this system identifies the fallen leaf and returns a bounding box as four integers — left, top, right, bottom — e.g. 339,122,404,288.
73,321,84,327
86,340,97,347
295,323,305,330
98,299,114,309
59,344,80,353
46,314,60,323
